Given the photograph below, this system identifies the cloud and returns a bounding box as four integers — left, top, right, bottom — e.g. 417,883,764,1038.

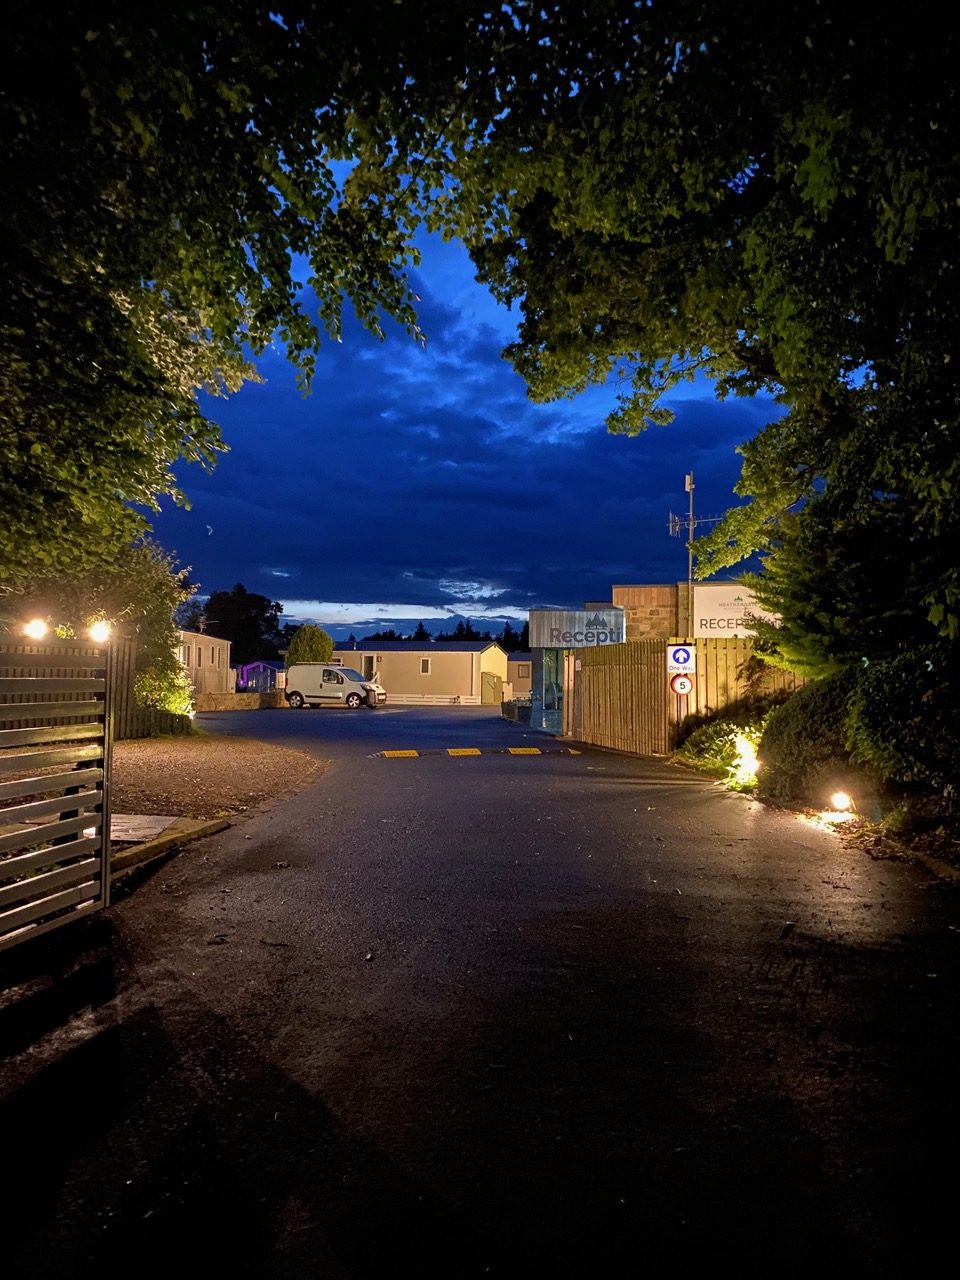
153,233,782,638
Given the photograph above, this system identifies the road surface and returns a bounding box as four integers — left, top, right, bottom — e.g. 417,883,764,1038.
2,706,958,1276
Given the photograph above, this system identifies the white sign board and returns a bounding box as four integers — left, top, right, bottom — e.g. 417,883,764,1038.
666,644,696,674
692,584,778,638
529,608,626,649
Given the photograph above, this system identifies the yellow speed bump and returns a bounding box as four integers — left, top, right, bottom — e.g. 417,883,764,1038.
508,747,543,755
381,749,420,758
447,748,482,756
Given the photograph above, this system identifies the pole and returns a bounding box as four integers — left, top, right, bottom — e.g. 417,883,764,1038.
684,471,695,635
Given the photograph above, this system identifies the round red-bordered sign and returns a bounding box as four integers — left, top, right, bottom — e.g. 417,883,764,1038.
670,673,694,695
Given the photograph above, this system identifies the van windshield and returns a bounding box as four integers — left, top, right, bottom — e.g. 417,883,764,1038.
338,668,365,682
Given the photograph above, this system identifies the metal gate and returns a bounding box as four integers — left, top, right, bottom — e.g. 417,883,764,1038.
0,642,113,952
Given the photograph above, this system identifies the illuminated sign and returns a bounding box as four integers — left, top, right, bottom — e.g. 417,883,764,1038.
693,584,778,638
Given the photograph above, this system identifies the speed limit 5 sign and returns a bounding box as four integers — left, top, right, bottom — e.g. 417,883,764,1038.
670,673,694,695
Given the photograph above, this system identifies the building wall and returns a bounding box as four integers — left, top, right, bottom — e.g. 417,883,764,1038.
332,646,507,703
178,629,234,695
611,584,681,640
507,655,533,694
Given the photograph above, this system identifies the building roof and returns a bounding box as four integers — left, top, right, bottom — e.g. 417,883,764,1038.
233,659,284,672
179,628,230,645
334,640,505,654
507,651,532,662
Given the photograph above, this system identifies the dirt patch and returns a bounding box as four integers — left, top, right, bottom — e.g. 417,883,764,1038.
111,733,325,819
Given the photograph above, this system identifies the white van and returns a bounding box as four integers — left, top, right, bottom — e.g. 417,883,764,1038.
284,663,386,710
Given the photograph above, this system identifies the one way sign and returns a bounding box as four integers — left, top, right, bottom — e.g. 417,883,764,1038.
666,644,696,674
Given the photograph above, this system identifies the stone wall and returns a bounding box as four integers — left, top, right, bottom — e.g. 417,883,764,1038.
611,583,680,640
193,690,285,712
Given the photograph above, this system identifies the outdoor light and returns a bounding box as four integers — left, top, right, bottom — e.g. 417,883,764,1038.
88,620,112,643
727,732,760,789
830,791,854,812
23,618,48,639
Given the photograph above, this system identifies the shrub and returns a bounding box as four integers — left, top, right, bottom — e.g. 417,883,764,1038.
756,674,863,803
135,663,194,717
675,689,791,747
676,716,768,791
677,720,744,774
285,623,333,666
847,644,960,790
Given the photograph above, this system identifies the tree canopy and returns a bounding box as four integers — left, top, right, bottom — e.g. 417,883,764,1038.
186,582,283,664
431,3,960,646
285,623,333,667
1,0,459,586
4,1,959,665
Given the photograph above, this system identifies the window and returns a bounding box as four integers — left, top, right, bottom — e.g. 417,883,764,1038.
420,658,431,675
217,647,222,668
518,663,530,678
197,647,202,666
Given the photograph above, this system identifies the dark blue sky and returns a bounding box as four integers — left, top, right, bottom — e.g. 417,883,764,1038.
152,234,780,641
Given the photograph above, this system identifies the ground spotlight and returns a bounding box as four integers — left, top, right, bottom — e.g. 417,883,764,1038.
830,790,854,812
88,620,112,643
23,618,48,640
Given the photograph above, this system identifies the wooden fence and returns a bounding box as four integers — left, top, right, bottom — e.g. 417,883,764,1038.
109,640,192,740
572,637,804,756
0,641,191,740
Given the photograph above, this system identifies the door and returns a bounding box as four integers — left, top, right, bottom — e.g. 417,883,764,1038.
563,651,576,737
320,668,345,704
481,671,502,705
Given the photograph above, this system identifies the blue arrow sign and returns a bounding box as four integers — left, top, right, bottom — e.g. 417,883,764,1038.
666,645,696,674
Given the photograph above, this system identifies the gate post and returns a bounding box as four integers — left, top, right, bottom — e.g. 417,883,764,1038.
99,641,115,908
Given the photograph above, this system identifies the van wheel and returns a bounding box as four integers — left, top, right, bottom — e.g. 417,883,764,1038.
287,692,304,708
345,693,362,709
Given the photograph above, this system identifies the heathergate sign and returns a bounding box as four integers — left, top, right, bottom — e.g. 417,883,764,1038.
693,583,779,638
529,607,626,649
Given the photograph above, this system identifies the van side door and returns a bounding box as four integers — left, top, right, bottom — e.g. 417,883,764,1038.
320,667,345,704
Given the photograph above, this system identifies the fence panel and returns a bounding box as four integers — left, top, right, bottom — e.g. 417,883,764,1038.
109,639,191,739
574,639,669,754
0,642,112,952
574,637,805,756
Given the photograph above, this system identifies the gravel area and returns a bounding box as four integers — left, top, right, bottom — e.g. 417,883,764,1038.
111,732,325,819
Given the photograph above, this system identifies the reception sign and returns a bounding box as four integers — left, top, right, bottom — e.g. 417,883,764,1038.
529,607,626,648
692,584,778,637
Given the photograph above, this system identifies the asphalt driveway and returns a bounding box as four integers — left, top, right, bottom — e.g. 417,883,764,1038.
2,707,958,1276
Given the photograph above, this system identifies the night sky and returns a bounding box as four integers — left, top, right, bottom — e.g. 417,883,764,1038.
152,232,780,642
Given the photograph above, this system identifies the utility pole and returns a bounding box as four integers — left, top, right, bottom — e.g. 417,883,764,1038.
684,471,695,632
667,475,721,635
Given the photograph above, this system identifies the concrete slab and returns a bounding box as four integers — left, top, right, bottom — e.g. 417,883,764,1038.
109,816,231,881
109,813,179,843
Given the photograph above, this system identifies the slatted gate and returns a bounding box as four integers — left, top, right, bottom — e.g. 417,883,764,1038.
0,643,113,952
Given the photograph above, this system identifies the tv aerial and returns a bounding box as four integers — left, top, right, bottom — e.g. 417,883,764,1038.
667,472,723,593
